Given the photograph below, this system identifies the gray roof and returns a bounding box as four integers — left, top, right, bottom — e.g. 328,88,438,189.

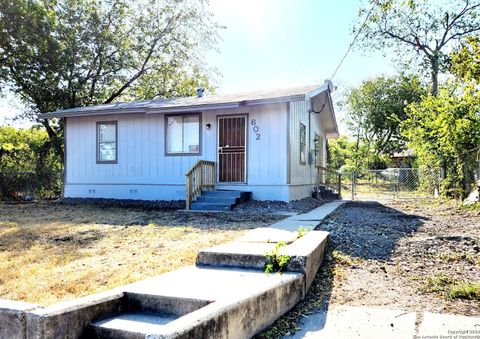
42,83,331,118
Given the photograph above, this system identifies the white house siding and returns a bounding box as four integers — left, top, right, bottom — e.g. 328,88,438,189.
287,100,326,201
64,103,290,201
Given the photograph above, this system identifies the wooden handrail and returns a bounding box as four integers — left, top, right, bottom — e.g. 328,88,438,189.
316,166,340,176
185,160,215,209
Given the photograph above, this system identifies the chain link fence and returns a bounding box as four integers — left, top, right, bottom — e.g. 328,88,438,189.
350,167,442,201
0,171,63,200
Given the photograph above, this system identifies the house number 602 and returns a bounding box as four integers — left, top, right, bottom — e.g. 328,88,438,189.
251,119,261,140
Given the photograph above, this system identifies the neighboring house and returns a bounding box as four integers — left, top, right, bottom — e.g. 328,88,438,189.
43,81,338,203
391,149,415,168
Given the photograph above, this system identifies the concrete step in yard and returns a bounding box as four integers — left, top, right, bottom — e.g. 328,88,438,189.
190,190,251,211
88,293,212,338
90,312,176,339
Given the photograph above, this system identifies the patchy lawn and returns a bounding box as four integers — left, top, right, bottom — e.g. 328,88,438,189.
259,200,480,338
0,201,284,306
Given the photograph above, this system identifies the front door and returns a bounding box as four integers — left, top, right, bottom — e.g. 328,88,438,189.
217,115,247,183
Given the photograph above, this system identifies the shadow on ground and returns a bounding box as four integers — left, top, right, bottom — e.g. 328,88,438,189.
0,200,286,231
256,201,427,338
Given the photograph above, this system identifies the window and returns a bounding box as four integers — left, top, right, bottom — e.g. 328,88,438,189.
315,133,323,167
97,121,117,163
166,114,200,155
300,123,306,164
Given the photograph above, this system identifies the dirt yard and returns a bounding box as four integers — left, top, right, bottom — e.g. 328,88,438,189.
260,200,480,338
0,201,286,306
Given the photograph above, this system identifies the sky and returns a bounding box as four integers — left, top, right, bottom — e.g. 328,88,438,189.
0,0,396,134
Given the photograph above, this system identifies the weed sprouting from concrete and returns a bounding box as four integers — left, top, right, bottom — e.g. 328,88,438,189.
264,242,291,274
297,226,310,238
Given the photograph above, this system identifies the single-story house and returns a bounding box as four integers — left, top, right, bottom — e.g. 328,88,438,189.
42,81,339,204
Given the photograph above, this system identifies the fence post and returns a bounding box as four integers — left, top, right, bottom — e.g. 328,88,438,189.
351,172,355,201
338,174,342,199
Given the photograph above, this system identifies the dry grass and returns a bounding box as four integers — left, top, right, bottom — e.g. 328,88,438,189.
0,202,254,306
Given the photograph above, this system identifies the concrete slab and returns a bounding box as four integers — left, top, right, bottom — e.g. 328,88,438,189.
269,219,320,231
92,312,177,335
149,272,305,339
125,293,211,317
0,299,40,339
0,299,39,311
123,265,301,302
282,231,329,290
236,227,299,243
287,306,416,339
196,242,276,269
25,290,125,339
269,201,345,231
417,312,480,337
196,230,328,283
289,201,346,221
117,266,306,339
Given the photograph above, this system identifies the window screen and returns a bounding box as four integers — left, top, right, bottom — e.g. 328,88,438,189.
97,122,117,163
166,115,200,154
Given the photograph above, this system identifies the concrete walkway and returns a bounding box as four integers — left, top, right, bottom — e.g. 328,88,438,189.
270,200,346,231
286,305,480,338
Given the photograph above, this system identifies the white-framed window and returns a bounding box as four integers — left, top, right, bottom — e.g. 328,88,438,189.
166,114,201,155
96,121,117,163
300,122,306,164
315,133,323,167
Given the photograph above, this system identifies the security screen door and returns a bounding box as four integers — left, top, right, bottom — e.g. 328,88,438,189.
217,115,247,183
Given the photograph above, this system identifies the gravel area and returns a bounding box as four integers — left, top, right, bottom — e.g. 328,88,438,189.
259,200,480,338
320,201,480,316
58,197,186,210
59,197,326,214
232,197,326,214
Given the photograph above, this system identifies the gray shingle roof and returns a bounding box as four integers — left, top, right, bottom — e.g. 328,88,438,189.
42,83,329,118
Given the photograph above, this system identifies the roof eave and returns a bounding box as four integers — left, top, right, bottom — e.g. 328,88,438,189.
41,94,307,118
41,108,147,119
326,90,339,136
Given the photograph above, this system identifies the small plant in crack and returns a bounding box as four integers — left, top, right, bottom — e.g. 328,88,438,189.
264,242,291,274
297,226,310,238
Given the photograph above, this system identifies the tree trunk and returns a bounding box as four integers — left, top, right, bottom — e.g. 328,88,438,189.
431,56,439,96
41,119,64,164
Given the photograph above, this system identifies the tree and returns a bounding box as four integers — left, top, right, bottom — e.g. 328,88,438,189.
327,136,357,171
327,136,394,173
0,126,62,198
345,75,426,157
451,36,480,82
403,37,480,197
0,0,219,160
356,0,480,95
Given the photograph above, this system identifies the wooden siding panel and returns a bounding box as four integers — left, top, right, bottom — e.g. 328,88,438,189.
288,99,327,186
65,103,288,188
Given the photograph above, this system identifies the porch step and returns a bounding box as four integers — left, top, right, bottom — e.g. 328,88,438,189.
194,196,239,205
201,190,251,201
190,190,251,211
316,185,340,200
191,203,233,211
